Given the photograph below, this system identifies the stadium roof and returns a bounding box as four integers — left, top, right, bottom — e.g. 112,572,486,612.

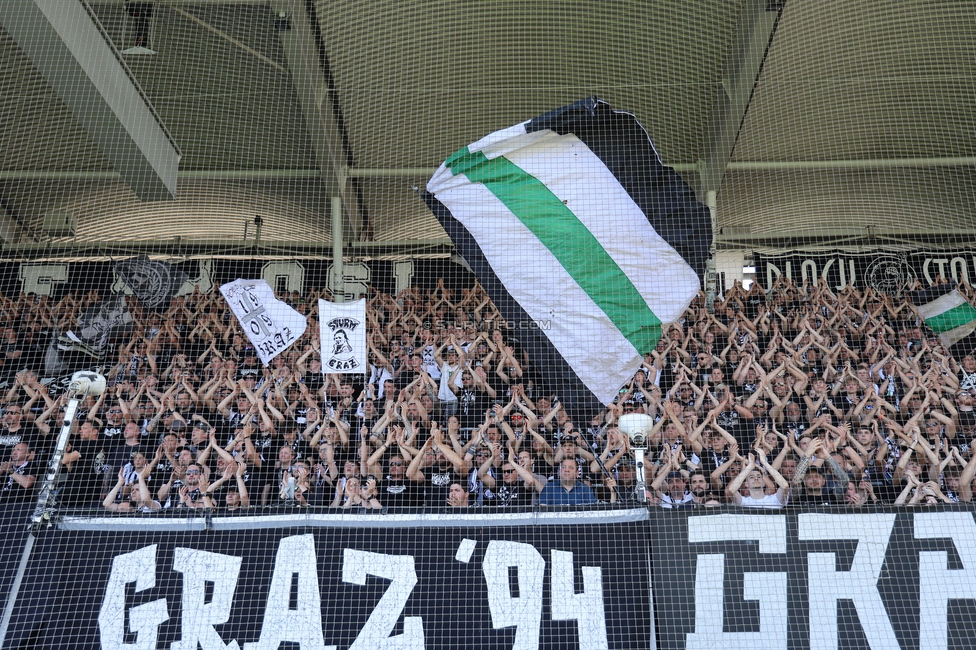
0,0,973,257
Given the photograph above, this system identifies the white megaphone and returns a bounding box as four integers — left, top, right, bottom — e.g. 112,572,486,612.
617,413,654,503
68,371,107,397
618,413,654,449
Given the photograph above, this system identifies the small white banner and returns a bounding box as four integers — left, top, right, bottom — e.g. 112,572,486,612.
220,279,307,365
319,298,367,373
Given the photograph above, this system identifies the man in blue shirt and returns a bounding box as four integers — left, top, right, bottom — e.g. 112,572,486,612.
539,458,596,506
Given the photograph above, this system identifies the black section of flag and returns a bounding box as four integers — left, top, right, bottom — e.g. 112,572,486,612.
424,193,604,423
908,281,956,308
47,295,134,375
526,96,712,279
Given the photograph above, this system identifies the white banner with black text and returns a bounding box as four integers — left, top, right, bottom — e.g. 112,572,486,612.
318,298,368,373
220,279,307,365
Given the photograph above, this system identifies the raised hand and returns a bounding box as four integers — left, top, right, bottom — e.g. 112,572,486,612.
728,442,740,460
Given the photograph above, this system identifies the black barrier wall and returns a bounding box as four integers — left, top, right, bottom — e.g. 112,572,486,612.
5,507,976,649
754,250,976,294
20,510,652,650
649,506,976,650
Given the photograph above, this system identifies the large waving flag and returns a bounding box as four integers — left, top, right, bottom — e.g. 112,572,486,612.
424,97,711,419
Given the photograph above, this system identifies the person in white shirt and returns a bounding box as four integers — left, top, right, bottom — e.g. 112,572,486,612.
725,451,790,509
435,344,462,414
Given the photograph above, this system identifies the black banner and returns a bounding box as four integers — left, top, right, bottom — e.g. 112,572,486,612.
755,250,976,294
25,510,651,650
10,507,976,649
5,258,477,302
649,507,976,650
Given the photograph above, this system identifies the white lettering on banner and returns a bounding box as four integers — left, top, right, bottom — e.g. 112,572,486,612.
765,261,791,289
342,549,424,650
176,258,215,296
19,263,68,296
261,261,305,294
243,535,335,650
94,536,619,650
327,261,371,300
764,259,859,292
171,548,243,650
483,541,545,650
798,513,898,650
550,550,608,650
951,257,970,286
915,512,976,650
393,261,414,296
686,515,788,650
98,545,170,650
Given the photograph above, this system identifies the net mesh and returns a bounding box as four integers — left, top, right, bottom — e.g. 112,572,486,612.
0,1,974,648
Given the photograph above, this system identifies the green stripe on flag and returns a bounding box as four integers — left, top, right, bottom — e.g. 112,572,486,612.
446,148,662,353
925,301,976,334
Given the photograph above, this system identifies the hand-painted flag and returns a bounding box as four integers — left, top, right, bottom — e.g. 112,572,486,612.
114,255,189,311
318,298,367,374
911,283,976,350
49,296,134,376
424,97,710,418
220,280,307,365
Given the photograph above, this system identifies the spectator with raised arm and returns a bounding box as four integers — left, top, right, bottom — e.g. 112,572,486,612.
406,422,464,505
0,441,36,501
726,452,790,508
102,465,160,513
791,437,850,504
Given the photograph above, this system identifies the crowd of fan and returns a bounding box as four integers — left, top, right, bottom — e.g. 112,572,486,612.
1,273,976,512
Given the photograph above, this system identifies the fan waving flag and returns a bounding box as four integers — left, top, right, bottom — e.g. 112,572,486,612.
425,97,711,418
911,283,976,352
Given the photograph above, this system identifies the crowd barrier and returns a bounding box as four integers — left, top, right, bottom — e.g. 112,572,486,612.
648,507,976,650
1,507,651,650
2,505,976,649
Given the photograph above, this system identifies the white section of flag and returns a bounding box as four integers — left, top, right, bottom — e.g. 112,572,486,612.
318,298,367,374
917,289,976,347
916,289,968,321
496,130,701,323
220,279,307,366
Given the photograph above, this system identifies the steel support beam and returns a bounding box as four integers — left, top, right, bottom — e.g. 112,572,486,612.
3,157,973,183
0,238,454,261
698,0,783,304
0,203,26,244
273,0,363,238
715,228,976,250
0,0,181,201
698,0,783,194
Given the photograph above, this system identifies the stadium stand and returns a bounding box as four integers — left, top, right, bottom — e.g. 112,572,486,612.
0,273,972,512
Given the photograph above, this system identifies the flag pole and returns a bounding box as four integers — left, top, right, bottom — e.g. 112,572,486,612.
0,371,107,648
30,370,106,525
331,196,345,304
